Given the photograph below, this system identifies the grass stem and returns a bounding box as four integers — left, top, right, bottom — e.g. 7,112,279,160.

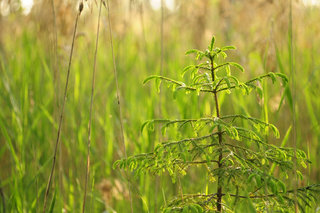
42,4,83,212
105,0,133,212
81,0,103,212
288,0,298,211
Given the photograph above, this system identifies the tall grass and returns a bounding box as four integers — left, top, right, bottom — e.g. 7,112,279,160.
81,0,102,211
43,3,84,212
0,0,319,212
104,0,133,212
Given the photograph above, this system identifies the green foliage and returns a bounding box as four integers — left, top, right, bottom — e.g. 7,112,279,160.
48,190,56,213
115,36,320,212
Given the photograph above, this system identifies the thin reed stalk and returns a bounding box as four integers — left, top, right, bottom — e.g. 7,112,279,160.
81,0,103,211
50,0,58,86
104,0,133,212
160,0,164,77
48,0,64,196
0,179,5,213
289,0,298,211
42,3,83,212
155,1,165,211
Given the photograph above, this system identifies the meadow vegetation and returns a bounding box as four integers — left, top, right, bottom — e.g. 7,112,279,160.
0,0,320,212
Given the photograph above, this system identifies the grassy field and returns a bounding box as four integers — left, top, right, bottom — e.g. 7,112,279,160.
0,0,320,212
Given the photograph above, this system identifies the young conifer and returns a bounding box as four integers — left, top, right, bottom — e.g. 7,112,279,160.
114,36,320,212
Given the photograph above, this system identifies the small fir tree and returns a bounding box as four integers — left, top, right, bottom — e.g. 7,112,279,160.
114,36,320,212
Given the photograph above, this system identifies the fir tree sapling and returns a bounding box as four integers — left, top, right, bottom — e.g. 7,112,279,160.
114,36,320,212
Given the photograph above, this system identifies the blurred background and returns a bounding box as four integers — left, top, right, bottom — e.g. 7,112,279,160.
0,0,319,212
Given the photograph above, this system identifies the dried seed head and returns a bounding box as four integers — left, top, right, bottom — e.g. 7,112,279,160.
79,2,84,13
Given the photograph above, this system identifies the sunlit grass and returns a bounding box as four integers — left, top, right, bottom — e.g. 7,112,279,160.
0,0,319,212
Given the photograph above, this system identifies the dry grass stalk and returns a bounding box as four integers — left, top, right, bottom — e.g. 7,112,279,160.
104,0,133,212
81,0,103,211
42,2,84,212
